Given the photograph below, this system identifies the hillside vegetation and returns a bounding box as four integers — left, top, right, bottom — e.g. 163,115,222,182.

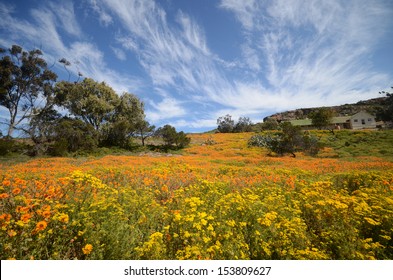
264,97,388,121
1,130,393,260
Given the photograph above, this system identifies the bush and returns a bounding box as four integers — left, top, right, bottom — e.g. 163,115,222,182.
48,119,98,156
155,125,190,148
217,115,235,133
0,138,15,156
248,124,321,157
0,138,30,156
217,115,254,133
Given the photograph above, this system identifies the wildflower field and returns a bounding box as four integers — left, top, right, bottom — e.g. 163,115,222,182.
1,131,393,260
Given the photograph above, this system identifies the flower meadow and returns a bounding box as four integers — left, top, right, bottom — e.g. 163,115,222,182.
1,132,393,260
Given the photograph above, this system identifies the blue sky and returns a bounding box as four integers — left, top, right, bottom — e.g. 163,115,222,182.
1,0,393,133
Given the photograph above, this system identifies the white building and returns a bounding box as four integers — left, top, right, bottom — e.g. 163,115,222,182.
349,111,377,130
289,111,377,130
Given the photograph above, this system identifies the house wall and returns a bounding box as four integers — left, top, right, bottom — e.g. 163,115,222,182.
350,111,377,129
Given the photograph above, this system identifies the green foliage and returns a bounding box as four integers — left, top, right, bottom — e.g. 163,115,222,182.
100,93,145,149
55,81,146,150
134,120,155,146
217,114,235,133
156,125,191,148
0,45,150,155
174,131,191,148
233,117,253,132
217,115,254,133
54,78,120,131
318,130,393,159
0,45,57,137
248,123,321,157
377,87,393,123
257,118,280,131
49,119,98,156
309,108,335,129
0,138,30,156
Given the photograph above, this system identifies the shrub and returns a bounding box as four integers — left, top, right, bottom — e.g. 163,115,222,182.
155,125,190,148
248,124,321,157
49,119,98,156
0,138,30,156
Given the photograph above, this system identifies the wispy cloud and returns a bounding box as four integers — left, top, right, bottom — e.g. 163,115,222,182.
98,0,235,122
146,97,186,122
88,0,113,26
219,0,257,31
219,0,393,113
111,46,127,61
0,1,142,94
48,1,82,37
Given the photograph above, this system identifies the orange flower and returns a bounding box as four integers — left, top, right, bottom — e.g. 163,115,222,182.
16,206,29,213
0,213,11,222
12,188,21,195
0,193,9,199
35,221,47,232
42,210,51,219
82,244,93,255
21,213,32,223
2,180,11,187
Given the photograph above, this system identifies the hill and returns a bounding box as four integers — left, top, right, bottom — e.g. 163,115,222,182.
263,97,388,122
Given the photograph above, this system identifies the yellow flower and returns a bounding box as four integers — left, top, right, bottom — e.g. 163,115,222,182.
226,219,236,227
15,220,25,227
174,213,182,221
82,244,93,255
8,229,17,237
58,213,69,224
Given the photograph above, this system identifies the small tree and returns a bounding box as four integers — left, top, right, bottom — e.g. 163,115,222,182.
309,108,335,130
377,87,393,123
260,118,279,131
234,116,253,132
101,92,145,148
248,123,321,157
49,118,98,156
135,120,155,146
156,124,190,148
217,114,235,133
174,131,191,148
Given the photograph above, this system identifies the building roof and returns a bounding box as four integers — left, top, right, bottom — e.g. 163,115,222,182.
332,116,350,124
289,119,312,126
289,116,350,126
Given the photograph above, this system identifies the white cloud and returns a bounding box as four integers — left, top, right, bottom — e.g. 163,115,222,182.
89,0,113,26
146,97,186,122
111,46,126,61
48,1,82,37
219,0,257,31
99,1,224,91
219,0,392,114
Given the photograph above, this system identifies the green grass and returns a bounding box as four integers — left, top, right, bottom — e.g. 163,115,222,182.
318,130,393,160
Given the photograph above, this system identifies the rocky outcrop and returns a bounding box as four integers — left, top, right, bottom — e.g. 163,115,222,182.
264,97,387,122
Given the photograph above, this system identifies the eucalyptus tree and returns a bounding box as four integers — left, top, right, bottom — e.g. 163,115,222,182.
0,45,57,137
